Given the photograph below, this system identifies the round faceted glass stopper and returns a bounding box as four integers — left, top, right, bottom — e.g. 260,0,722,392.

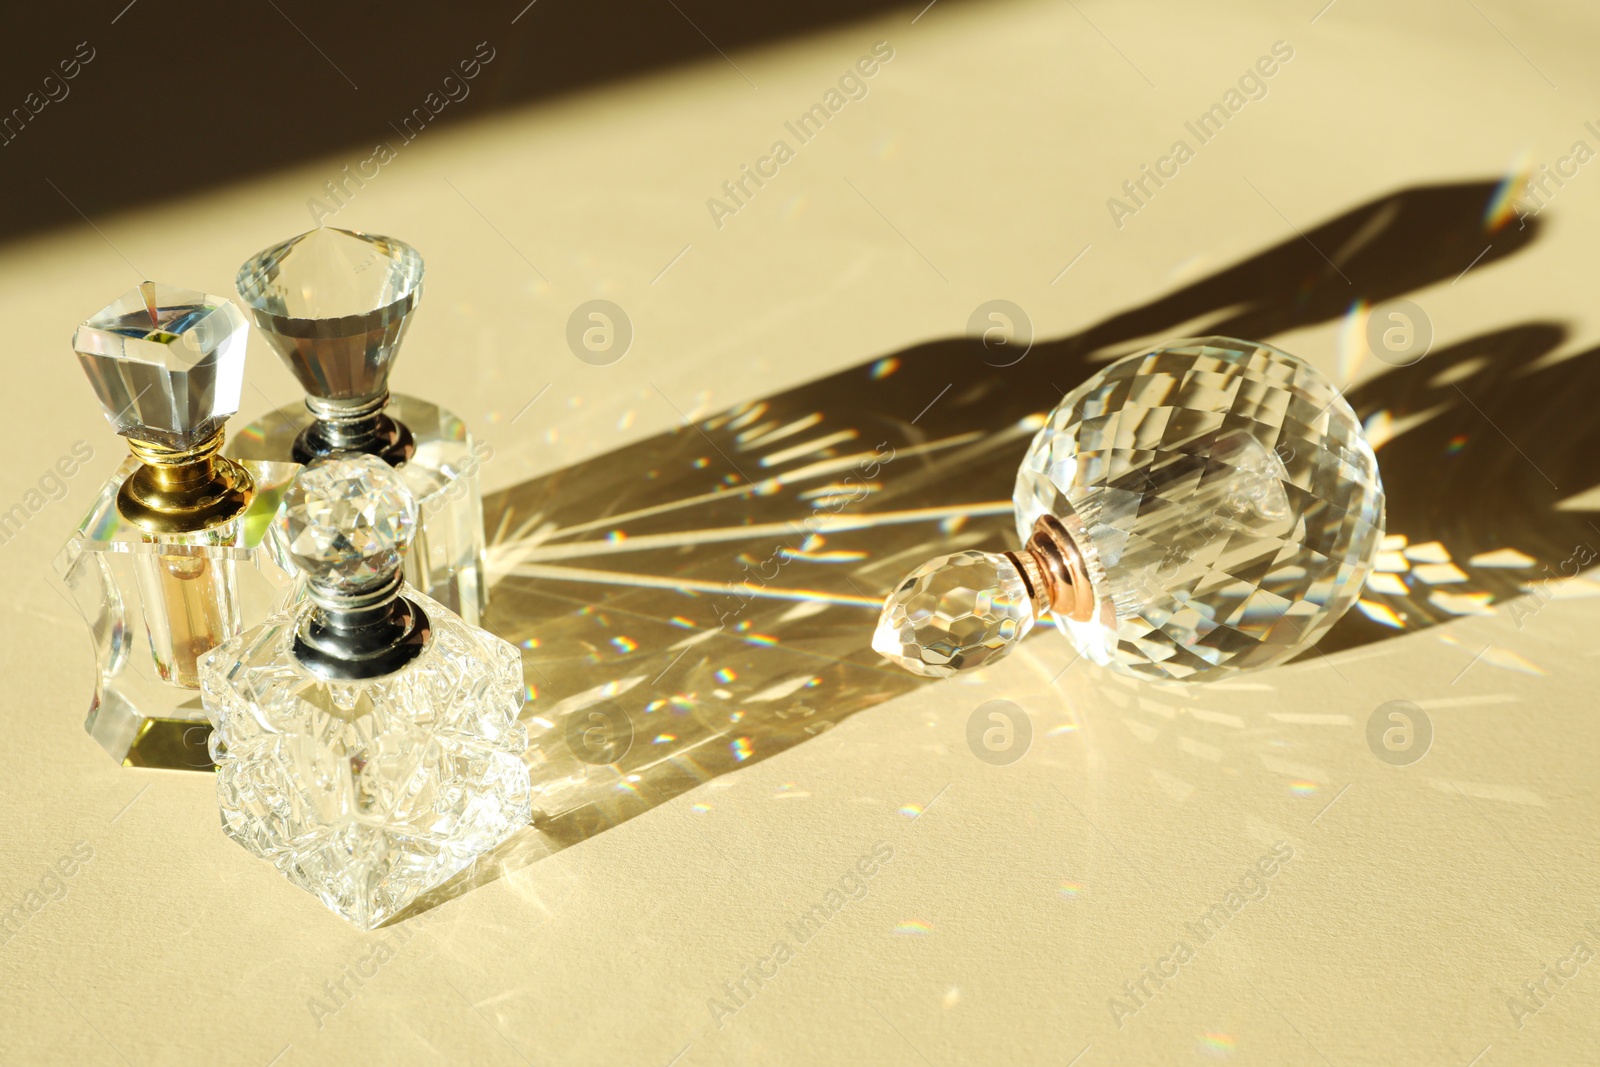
873,550,1035,678
1015,336,1385,682
280,454,418,592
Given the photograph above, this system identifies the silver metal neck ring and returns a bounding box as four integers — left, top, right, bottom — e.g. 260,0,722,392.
306,570,403,617
294,568,431,680
292,389,416,465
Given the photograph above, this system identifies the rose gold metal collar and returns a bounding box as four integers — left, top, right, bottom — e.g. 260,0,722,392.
1005,513,1095,623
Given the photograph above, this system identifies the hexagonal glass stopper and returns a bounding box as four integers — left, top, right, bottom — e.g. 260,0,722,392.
72,281,248,450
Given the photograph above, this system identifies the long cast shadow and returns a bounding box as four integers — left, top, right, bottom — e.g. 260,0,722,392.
399,177,1600,919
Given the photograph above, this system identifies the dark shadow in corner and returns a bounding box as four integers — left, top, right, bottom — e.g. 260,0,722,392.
0,0,935,244
396,178,1600,921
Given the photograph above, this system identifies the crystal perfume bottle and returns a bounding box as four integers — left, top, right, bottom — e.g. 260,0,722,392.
53,283,299,769
228,227,489,626
874,337,1386,683
201,454,530,929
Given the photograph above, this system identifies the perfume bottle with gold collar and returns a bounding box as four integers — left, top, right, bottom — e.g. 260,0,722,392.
53,282,299,769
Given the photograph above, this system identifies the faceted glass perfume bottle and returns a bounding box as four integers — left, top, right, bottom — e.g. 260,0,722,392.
54,282,299,769
228,227,488,626
874,337,1386,683
201,454,530,929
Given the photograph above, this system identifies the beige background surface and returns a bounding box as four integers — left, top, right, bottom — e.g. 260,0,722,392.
3,0,1599,1063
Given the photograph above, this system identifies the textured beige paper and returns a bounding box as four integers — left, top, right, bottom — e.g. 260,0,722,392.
2,0,1598,1063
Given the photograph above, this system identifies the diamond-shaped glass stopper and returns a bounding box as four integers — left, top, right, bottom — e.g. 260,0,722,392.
72,281,248,450
235,227,425,402
872,550,1036,678
281,454,418,595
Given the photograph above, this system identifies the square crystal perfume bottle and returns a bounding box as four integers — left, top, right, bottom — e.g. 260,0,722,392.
228,228,488,626
201,455,529,929
53,283,300,769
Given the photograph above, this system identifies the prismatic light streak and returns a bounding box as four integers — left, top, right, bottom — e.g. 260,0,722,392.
510,502,1012,563
492,431,986,548
511,562,882,608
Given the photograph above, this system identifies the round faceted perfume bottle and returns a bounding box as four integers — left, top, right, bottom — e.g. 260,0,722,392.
54,282,299,769
228,227,488,626
874,337,1385,683
200,454,530,930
